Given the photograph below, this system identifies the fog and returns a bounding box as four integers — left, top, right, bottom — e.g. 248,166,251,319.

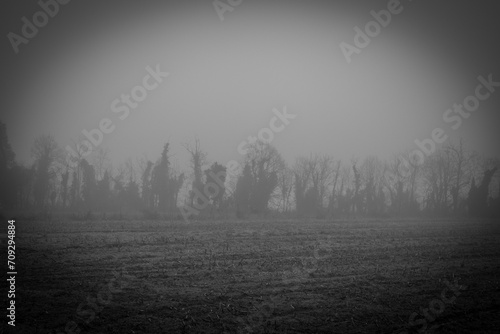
1,0,499,170
3,2,500,332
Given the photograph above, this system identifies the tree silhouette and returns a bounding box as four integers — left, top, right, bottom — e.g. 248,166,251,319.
80,159,96,211
204,162,227,213
0,121,16,210
243,142,283,214
31,135,60,210
0,126,498,220
96,170,111,212
150,143,184,213
468,167,498,216
183,137,207,207
141,161,154,209
234,164,252,218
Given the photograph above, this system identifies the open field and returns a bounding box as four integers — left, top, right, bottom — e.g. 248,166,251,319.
4,218,500,333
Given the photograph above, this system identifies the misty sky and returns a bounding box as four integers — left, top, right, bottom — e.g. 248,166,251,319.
1,0,499,171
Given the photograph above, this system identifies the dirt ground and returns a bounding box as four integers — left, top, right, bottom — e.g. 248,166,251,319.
3,218,500,333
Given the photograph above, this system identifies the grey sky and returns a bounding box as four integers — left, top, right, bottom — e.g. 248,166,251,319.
1,0,499,171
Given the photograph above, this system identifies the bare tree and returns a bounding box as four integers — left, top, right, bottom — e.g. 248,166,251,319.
293,154,337,217
336,162,353,216
444,140,472,214
183,137,208,207
277,164,294,213
90,147,111,181
31,135,62,209
327,160,341,217
244,141,284,214
360,156,385,215
383,153,419,215
122,158,138,183
422,149,454,214
351,159,362,215
293,156,312,216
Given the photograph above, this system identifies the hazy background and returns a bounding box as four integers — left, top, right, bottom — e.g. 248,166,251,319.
1,0,499,170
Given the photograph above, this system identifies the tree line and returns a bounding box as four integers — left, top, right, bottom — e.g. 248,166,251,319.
0,121,498,219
